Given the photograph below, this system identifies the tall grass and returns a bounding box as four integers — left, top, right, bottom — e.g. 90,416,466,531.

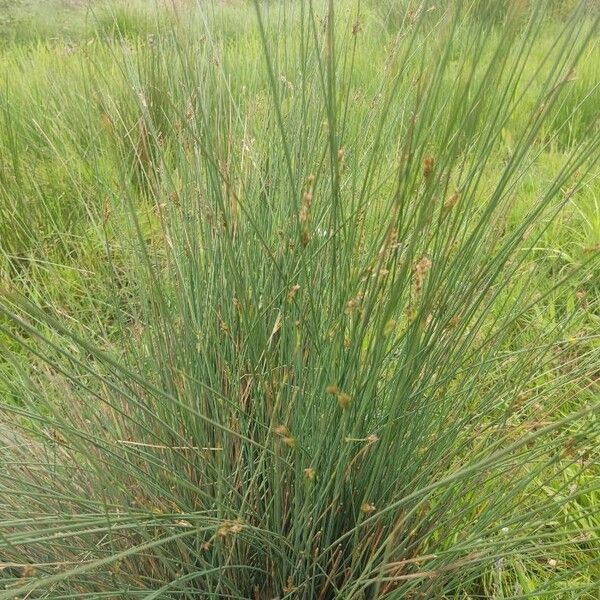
0,0,599,598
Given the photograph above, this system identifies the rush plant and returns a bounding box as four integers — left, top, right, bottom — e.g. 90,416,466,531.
0,1,599,598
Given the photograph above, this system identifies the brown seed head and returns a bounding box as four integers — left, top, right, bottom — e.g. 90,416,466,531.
422,155,434,178
287,284,301,302
304,467,316,480
229,521,243,534
299,205,309,224
218,519,244,537
443,190,460,213
274,425,290,436
21,565,35,578
345,294,363,315
176,519,193,528
412,256,432,291
337,392,351,409
283,577,295,593
102,202,111,224
283,436,297,448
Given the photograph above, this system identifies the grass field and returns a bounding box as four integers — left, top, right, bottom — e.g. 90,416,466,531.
0,1,599,598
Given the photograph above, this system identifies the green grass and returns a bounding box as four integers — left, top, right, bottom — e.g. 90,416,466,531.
0,1,599,598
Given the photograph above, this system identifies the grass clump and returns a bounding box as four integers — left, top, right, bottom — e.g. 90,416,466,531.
0,1,599,598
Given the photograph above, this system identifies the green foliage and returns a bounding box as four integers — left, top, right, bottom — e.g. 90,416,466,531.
0,1,599,598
